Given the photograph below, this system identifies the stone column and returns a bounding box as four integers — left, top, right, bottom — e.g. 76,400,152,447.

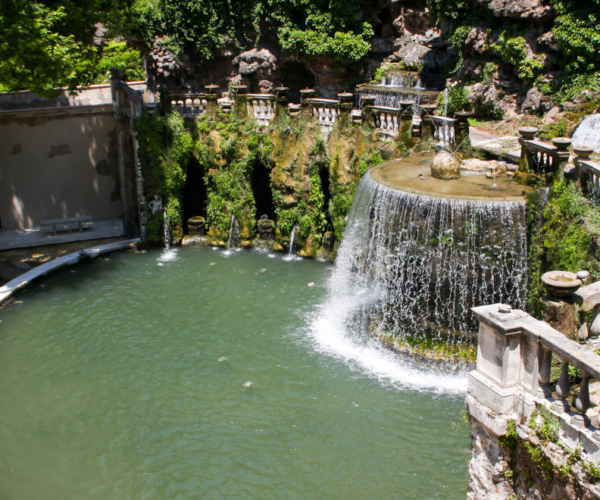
420,104,436,144
454,112,472,151
398,101,413,150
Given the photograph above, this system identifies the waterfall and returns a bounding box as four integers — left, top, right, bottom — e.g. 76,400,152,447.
381,71,422,88
163,210,171,249
158,210,178,262
310,172,528,369
288,225,297,255
572,114,600,153
227,215,237,249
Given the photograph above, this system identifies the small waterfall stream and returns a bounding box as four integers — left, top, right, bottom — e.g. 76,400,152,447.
158,210,178,262
572,114,600,152
288,225,297,255
311,172,528,367
227,215,237,249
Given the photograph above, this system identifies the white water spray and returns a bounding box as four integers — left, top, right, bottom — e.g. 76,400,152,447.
158,210,178,262
308,171,528,393
572,114,600,153
227,215,236,249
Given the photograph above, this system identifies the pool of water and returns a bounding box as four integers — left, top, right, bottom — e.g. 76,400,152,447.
0,246,470,500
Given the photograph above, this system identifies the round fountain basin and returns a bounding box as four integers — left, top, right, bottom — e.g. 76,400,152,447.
370,154,531,201
542,271,582,297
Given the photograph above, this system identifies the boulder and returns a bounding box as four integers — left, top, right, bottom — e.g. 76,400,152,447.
431,152,461,179
540,295,578,341
521,86,552,115
479,0,554,19
461,159,500,173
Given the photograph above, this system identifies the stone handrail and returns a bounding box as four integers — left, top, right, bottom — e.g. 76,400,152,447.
431,116,456,146
170,93,208,117
469,303,600,461
245,94,276,126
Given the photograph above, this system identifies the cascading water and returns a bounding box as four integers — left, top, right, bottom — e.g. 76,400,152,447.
572,114,600,152
227,215,236,249
158,210,178,262
288,225,297,255
311,170,528,371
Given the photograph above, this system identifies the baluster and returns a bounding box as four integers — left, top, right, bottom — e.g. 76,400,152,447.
260,101,267,121
590,305,600,339
578,310,589,342
573,370,591,428
554,359,571,413
393,115,399,134
185,98,192,115
536,345,553,398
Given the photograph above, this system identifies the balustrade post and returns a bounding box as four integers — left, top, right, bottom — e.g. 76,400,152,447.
578,310,590,343
536,345,553,399
420,104,436,143
517,127,538,173
573,370,591,428
554,359,571,413
454,112,472,151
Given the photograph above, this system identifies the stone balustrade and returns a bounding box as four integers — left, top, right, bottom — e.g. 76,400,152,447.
431,116,456,147
469,303,600,460
517,129,571,180
304,98,340,135
575,158,600,203
170,94,208,117
246,94,276,126
371,105,400,140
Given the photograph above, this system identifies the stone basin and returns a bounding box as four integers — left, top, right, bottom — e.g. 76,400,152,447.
369,153,531,201
552,137,572,151
573,146,594,159
541,271,582,297
518,127,538,140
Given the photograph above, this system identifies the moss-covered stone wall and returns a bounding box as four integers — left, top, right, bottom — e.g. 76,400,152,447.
136,105,404,258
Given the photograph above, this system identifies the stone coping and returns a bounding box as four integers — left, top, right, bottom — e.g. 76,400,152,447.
472,303,600,379
0,239,140,309
0,103,114,119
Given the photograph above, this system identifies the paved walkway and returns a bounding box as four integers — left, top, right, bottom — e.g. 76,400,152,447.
0,218,125,251
470,127,521,163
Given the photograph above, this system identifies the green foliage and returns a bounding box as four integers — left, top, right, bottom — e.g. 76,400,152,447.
490,31,545,82
523,441,554,481
373,66,387,83
437,85,471,115
136,0,374,63
93,40,145,84
482,62,498,85
137,111,193,244
0,0,134,95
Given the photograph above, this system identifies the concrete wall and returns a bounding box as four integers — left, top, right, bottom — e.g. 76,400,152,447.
0,105,123,230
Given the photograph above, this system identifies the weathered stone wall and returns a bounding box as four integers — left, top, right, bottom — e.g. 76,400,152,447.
0,105,123,229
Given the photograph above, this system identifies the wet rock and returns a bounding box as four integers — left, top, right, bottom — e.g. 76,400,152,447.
431,152,461,179
542,106,562,124
257,219,275,240
371,37,395,54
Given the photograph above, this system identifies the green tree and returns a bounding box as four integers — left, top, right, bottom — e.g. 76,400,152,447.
0,0,138,95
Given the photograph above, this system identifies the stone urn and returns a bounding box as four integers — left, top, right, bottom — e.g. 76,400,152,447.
232,85,247,95
573,146,594,159
300,89,315,99
431,152,461,180
338,92,354,103
518,127,538,140
552,137,572,151
205,84,219,95
188,216,205,236
361,95,376,107
420,104,437,115
541,271,582,298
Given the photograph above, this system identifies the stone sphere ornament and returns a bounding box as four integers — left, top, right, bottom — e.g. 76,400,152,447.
431,151,461,180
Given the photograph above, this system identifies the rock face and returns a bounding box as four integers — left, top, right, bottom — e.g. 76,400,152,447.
480,0,554,19
431,152,461,179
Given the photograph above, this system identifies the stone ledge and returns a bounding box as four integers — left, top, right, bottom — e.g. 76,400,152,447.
0,239,140,308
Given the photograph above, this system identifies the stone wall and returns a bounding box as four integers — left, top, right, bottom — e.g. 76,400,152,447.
0,105,123,230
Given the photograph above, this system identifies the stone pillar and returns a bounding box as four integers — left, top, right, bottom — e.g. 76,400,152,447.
398,101,413,150
300,89,315,118
420,104,436,144
233,85,248,119
540,295,578,340
517,126,538,173
274,87,288,118
454,112,472,151
338,92,354,120
361,95,376,128
158,85,171,116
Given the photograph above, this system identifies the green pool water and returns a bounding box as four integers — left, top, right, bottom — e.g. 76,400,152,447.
0,246,470,499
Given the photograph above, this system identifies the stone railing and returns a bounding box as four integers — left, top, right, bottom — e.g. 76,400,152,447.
304,98,340,135
371,105,400,140
468,302,600,460
170,94,208,117
575,158,600,204
246,94,276,127
517,128,571,179
431,116,456,147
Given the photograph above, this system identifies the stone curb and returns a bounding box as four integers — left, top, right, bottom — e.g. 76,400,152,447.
0,239,141,309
